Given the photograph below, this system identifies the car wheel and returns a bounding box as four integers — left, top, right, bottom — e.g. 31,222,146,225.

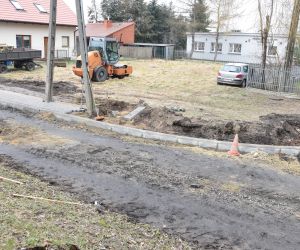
93,66,108,82
241,80,246,88
25,62,35,71
217,82,222,85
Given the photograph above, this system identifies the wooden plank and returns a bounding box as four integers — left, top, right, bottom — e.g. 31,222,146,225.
13,194,83,206
0,176,23,185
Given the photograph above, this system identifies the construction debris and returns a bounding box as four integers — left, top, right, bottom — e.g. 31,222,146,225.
0,44,14,52
123,106,145,121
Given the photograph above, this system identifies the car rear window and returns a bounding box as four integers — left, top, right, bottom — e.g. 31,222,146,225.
222,65,241,73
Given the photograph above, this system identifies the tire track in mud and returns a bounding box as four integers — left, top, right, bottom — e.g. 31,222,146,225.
1,110,300,249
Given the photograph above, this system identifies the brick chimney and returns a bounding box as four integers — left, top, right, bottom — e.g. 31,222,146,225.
104,19,112,29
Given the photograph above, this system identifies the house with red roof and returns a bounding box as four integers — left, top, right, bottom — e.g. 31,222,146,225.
0,0,77,58
76,20,135,51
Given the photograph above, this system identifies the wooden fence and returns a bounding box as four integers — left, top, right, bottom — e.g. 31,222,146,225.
247,66,300,95
119,46,153,59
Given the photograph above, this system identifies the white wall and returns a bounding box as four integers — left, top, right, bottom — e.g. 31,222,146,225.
187,33,288,65
0,22,76,58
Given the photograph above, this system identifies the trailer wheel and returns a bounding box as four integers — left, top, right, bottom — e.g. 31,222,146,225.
0,64,8,74
25,62,35,71
14,61,23,69
93,66,108,82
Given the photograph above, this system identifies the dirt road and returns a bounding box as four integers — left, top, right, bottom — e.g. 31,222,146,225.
1,108,300,249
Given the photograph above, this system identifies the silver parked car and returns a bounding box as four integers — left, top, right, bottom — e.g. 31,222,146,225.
217,63,248,87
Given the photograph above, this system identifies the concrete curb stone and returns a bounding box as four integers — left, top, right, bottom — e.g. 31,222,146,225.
1,97,300,157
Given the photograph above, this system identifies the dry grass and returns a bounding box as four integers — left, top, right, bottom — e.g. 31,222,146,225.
182,145,300,176
0,120,73,147
2,61,79,83
2,59,300,121
221,181,243,193
0,159,190,250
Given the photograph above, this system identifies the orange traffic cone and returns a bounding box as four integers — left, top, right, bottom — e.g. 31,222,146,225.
228,134,240,156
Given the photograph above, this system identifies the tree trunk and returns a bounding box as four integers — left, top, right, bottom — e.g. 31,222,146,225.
189,33,195,59
284,0,300,71
214,28,220,61
93,0,98,22
214,2,221,61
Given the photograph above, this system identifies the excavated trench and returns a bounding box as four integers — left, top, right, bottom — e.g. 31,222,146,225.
1,78,300,146
133,106,300,146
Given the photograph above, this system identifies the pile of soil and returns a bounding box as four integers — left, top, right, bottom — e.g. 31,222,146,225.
95,97,135,116
133,106,300,146
0,78,78,95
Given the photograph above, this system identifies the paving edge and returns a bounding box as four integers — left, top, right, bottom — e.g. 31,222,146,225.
2,102,300,157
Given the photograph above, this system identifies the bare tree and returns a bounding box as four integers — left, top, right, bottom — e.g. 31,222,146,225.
257,0,275,71
209,0,240,61
88,0,102,23
275,0,294,34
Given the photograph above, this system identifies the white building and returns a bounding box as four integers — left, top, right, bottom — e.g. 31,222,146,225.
187,32,288,64
0,0,77,59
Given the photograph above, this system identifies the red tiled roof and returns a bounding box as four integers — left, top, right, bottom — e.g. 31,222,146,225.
85,22,135,37
0,0,77,26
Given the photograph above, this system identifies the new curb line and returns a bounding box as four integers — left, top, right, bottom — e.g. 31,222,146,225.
2,102,300,157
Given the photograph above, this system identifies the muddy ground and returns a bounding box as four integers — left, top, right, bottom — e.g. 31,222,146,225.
133,106,300,146
1,78,300,146
0,108,300,249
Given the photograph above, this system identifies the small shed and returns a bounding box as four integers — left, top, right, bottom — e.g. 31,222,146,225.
121,43,175,60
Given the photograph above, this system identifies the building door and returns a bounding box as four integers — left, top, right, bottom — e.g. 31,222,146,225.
44,37,48,59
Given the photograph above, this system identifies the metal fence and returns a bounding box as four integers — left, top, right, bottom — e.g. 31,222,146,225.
120,46,152,59
247,66,300,95
174,50,188,59
120,46,175,60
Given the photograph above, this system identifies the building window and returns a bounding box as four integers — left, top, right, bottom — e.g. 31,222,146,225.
211,42,222,53
194,42,205,51
34,3,47,13
268,46,277,56
10,0,24,10
62,36,70,48
229,43,242,54
16,35,31,48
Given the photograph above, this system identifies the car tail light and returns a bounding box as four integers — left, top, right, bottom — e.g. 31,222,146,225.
236,74,243,79
218,72,221,77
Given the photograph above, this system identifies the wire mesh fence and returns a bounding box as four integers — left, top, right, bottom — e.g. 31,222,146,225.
247,66,300,95
174,50,188,59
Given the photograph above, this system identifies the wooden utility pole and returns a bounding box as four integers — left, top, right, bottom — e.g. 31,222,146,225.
45,0,57,102
45,0,95,115
284,0,300,71
75,0,95,116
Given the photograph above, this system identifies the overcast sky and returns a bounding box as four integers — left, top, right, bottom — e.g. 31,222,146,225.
62,0,275,33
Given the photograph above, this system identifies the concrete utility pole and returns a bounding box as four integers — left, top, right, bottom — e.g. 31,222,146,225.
45,0,57,102
45,0,95,116
75,0,95,116
284,0,300,71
